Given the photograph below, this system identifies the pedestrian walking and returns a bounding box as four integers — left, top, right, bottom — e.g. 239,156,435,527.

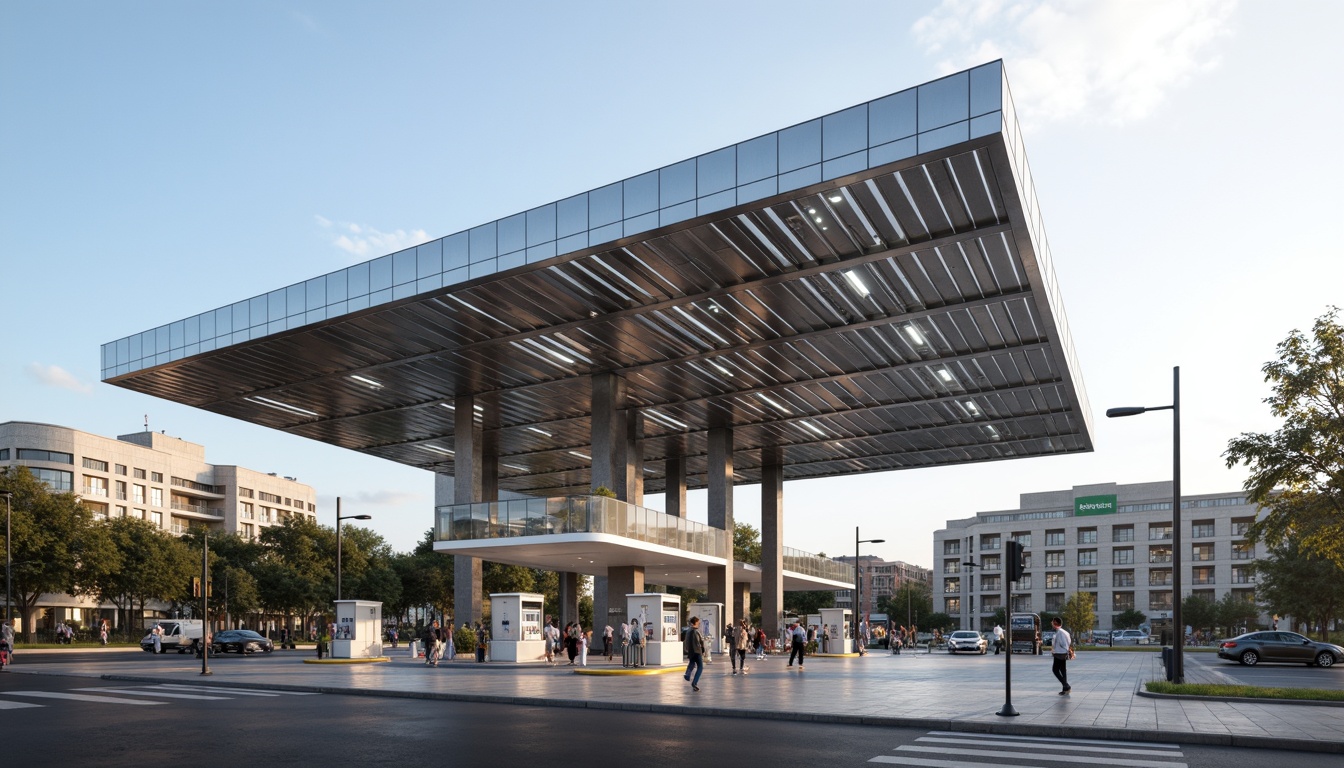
1050,617,1073,695
787,621,807,669
151,623,163,654
683,615,705,691
603,624,614,660
731,619,750,674
579,627,590,667
424,620,442,666
753,626,767,660
1,620,15,670
992,623,1004,655
543,617,558,665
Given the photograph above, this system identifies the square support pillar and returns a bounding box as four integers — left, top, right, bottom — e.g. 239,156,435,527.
606,565,645,633
733,582,751,624
706,426,734,624
664,456,686,518
454,394,484,627
761,452,784,638
559,571,581,631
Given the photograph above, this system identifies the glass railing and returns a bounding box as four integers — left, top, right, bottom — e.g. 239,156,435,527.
434,495,727,558
782,546,855,583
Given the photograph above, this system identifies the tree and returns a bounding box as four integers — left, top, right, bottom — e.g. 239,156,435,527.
881,581,932,630
1253,540,1344,641
1180,595,1219,639
0,467,118,641
733,522,762,564
1215,592,1261,637
1060,592,1096,639
1113,608,1147,630
1225,308,1344,567
785,590,835,616
258,516,334,626
95,517,195,635
924,612,954,632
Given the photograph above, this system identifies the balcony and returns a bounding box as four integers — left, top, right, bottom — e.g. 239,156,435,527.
171,477,226,495
81,486,109,497
171,501,223,517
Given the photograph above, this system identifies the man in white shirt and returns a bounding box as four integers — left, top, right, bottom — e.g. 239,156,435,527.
992,624,1004,655
1050,617,1073,695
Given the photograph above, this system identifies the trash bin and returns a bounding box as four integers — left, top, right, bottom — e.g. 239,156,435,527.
1161,646,1173,681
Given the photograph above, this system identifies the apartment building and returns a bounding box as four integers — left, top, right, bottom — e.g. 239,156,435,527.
834,555,932,617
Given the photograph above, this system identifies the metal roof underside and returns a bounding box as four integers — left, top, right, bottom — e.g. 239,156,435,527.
105,132,1092,496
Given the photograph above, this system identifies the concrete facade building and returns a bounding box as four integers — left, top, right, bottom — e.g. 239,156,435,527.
933,481,1264,634
834,555,932,617
0,420,317,631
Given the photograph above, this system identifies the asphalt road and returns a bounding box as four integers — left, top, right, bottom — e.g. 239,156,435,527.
1,669,1340,766
1185,652,1344,690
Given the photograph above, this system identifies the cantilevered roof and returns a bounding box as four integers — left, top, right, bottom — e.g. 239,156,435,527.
102,61,1092,497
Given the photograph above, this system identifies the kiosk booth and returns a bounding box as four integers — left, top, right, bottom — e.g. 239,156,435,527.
332,600,383,659
489,592,546,662
819,607,852,653
689,602,724,654
628,592,681,666
1010,612,1042,654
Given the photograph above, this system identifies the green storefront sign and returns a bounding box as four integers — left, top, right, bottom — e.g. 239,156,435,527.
1075,494,1117,516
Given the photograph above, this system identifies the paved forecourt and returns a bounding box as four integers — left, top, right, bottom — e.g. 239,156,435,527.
8,647,1343,752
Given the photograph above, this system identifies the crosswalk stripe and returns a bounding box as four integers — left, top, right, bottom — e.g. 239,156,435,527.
916,736,1182,756
870,757,1045,768
893,745,1185,768
925,731,1181,750
74,687,231,701
154,684,281,697
0,699,44,710
1,691,164,706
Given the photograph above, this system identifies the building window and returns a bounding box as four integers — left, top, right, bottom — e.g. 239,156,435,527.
1078,571,1098,589
1077,549,1097,566
943,541,961,555
85,501,109,520
943,559,960,574
26,467,73,490
982,595,1001,610
242,523,255,539
1077,528,1097,544
1192,566,1215,585
1016,575,1032,590
241,502,254,520
307,502,315,512
0,449,8,460
1191,520,1214,538
1192,543,1215,562
982,576,1001,592
1113,547,1134,565
1113,592,1135,611
115,463,127,475
115,505,127,518
1149,569,1172,586
115,480,127,500
239,487,254,498
83,476,109,497
1012,532,1031,547
981,555,1000,570
1149,591,1173,611
1112,525,1134,543
1149,545,1172,564
1044,529,1065,546
980,534,1001,551
151,510,163,526
1231,518,1254,536
150,487,164,507
1113,570,1135,587
945,598,960,613
133,468,146,479
151,471,163,483
1011,595,1032,612
1045,551,1065,567
17,449,74,464
1231,542,1255,560
944,578,960,593
259,491,282,504
1045,572,1065,589
1231,566,1254,584
1148,524,1172,541
82,457,108,472
133,484,146,504
1045,593,1064,611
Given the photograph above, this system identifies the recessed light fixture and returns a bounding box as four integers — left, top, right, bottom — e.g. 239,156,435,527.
440,403,454,411
527,427,553,437
828,194,843,203
757,392,790,413
937,369,955,383
421,445,454,456
964,400,980,414
905,325,926,345
246,396,318,417
502,463,526,471
349,374,383,389
800,420,827,437
807,208,817,215
568,451,591,460
843,270,870,298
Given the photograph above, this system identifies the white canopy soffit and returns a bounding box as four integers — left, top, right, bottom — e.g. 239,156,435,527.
102,62,1094,496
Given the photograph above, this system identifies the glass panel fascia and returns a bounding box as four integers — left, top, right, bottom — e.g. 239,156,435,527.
370,254,394,291
778,163,821,194
526,241,556,263
697,189,735,216
169,320,184,349
737,133,777,184
305,275,327,309
327,268,347,302
970,61,1003,117
870,88,917,145
624,211,658,238
416,239,442,278
526,203,556,246
557,193,588,237
918,120,969,153
696,146,735,197
498,251,525,271
469,222,497,263
918,70,970,132
589,222,622,247
214,306,231,336
444,232,468,270
737,177,776,205
779,119,821,173
589,182,622,227
869,137,917,167
347,261,370,297
392,246,416,285
970,111,1002,139
286,282,305,316
659,158,696,206
660,200,696,227
823,104,867,160
498,213,526,255
248,296,267,328
624,170,658,217
822,150,867,181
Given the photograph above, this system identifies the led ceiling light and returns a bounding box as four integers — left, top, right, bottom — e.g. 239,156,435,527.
937,369,955,383
757,392,790,414
964,400,980,414
843,270,870,298
421,445,454,455
527,427,553,437
568,451,591,460
645,410,689,429
349,374,383,389
828,194,843,203
800,420,827,437
905,325,927,345
246,396,318,417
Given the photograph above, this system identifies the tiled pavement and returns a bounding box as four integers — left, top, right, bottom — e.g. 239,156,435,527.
10,647,1343,752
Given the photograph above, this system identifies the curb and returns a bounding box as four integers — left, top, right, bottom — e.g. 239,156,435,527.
1136,689,1344,708
574,666,683,676
89,671,1344,754
302,657,390,665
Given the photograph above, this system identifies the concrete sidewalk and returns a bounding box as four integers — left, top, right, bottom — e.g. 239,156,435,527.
9,647,1343,753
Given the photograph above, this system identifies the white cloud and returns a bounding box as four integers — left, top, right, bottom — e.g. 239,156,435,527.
912,0,1236,126
314,215,430,261
318,490,422,508
26,363,92,394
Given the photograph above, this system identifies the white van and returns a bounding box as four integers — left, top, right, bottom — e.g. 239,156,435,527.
140,620,204,654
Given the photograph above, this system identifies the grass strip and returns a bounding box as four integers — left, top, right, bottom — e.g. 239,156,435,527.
1146,681,1344,702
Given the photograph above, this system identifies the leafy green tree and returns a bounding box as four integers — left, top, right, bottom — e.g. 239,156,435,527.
880,581,932,630
258,516,334,626
1113,608,1148,629
733,522,762,564
411,530,454,621
96,517,196,635
1060,592,1096,638
785,590,835,616
924,612,954,632
0,467,119,641
1215,592,1261,637
1180,595,1219,639
1253,540,1343,641
1225,308,1344,567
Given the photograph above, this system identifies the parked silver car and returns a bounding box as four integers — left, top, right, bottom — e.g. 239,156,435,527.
946,630,988,654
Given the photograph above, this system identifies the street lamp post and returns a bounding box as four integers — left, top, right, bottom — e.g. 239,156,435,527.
854,528,885,655
335,497,372,602
2,490,12,628
1107,365,1183,684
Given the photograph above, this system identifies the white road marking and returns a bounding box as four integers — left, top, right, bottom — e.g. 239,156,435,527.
0,699,44,709
74,687,231,700
916,736,1183,756
1,691,164,705
154,684,282,697
892,745,1185,768
924,731,1181,749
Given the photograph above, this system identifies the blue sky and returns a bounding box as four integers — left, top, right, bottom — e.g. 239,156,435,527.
3,1,1342,567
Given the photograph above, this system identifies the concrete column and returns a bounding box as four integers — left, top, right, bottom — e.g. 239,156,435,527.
664,456,686,518
733,582,751,624
626,410,644,505
590,372,625,492
706,426,734,625
608,565,645,629
454,394,484,627
559,572,581,630
761,450,784,638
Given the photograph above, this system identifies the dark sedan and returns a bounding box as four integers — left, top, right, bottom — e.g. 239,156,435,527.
211,630,274,655
1218,631,1342,667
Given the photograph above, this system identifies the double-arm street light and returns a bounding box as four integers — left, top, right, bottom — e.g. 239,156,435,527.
1107,365,1183,684
2,490,12,627
335,497,372,602
855,528,885,653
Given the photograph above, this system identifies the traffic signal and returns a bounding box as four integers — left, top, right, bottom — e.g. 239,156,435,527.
1006,540,1026,582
